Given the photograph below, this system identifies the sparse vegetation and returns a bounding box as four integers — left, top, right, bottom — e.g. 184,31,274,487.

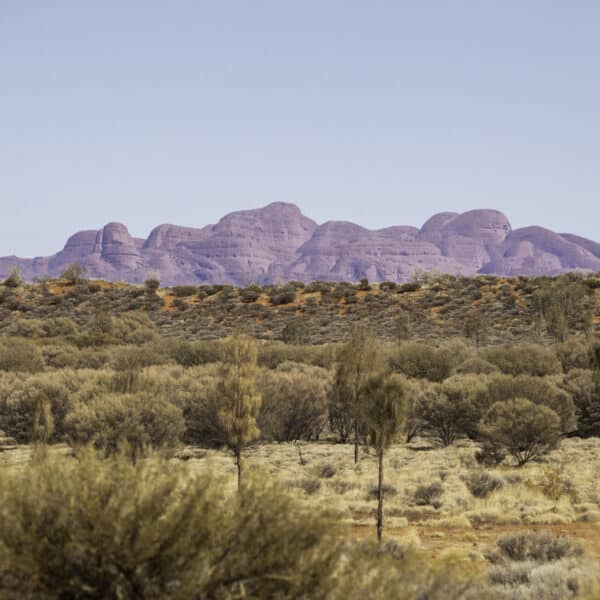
0,272,600,597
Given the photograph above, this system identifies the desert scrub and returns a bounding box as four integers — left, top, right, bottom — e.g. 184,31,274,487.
413,481,444,508
463,471,504,499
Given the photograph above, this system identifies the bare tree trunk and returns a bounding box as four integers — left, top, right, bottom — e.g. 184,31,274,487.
235,450,242,492
354,422,359,464
377,448,384,543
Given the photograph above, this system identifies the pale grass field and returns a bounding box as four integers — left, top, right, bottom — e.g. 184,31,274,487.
2,438,600,566
184,438,600,561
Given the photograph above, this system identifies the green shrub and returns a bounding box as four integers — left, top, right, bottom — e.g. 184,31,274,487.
281,318,310,344
0,451,347,599
171,285,197,297
389,342,454,382
258,363,330,442
483,344,562,377
480,398,561,466
3,267,22,288
484,374,576,434
65,392,184,456
0,337,44,373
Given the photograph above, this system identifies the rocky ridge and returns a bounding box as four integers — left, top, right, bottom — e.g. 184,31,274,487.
1,203,599,285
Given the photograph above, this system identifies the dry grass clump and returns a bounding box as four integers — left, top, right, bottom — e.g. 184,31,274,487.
485,531,598,599
463,471,505,499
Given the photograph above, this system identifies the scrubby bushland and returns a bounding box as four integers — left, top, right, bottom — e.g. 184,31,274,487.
389,340,474,382
414,376,487,446
554,337,594,372
485,530,598,599
480,398,562,466
0,337,44,373
0,369,103,443
560,369,600,437
258,362,330,442
482,343,562,377
484,374,576,434
0,450,487,600
65,392,185,457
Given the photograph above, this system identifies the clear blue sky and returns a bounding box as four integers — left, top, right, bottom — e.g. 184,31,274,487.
1,1,599,257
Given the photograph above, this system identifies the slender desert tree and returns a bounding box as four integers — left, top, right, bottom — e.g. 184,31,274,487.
363,373,407,542
32,391,54,457
217,334,262,490
332,325,383,463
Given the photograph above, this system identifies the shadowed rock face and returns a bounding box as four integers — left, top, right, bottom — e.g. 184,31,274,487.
1,203,598,284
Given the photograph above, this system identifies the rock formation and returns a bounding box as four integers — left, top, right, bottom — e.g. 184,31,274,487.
1,203,598,285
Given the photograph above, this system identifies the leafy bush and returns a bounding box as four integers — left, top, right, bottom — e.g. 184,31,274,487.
559,369,600,437
554,337,593,371
389,342,454,382
0,451,351,599
3,267,22,288
240,285,262,303
415,376,485,445
270,288,296,305
484,374,576,434
480,398,562,466
61,262,86,284
258,363,330,442
454,357,500,375
0,338,44,373
281,318,310,344
483,344,562,377
65,392,185,456
171,285,197,297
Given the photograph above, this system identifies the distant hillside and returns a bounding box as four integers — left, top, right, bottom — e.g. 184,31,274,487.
1,273,599,346
1,203,600,285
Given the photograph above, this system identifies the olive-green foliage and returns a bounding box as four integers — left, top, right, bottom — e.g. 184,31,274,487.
258,362,330,442
363,372,407,541
258,341,337,369
171,285,197,297
554,337,594,372
170,339,221,366
0,369,104,443
480,398,562,466
389,341,473,382
482,343,562,377
463,309,489,347
532,276,592,341
31,391,54,446
415,376,486,446
484,374,576,434
217,335,262,487
0,450,485,600
0,337,44,373
330,325,383,458
65,392,184,456
60,262,86,284
394,309,412,341
560,369,600,437
363,373,407,451
3,267,22,288
454,357,500,375
281,318,310,345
